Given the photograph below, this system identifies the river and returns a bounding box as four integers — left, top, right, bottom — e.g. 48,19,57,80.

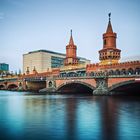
0,91,140,140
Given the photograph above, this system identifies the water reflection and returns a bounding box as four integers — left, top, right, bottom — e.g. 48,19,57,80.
99,97,119,140
0,91,140,140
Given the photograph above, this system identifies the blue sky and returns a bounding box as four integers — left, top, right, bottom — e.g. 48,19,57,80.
0,0,140,72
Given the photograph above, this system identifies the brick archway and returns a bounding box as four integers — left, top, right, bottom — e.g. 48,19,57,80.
109,80,135,92
0,84,5,89
56,81,95,93
7,84,18,90
108,79,140,95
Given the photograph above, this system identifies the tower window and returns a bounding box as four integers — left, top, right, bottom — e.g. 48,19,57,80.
104,39,106,45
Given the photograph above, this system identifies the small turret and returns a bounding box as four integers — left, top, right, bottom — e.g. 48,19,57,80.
64,30,78,66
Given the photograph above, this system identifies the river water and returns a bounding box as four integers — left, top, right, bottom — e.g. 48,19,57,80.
0,91,140,140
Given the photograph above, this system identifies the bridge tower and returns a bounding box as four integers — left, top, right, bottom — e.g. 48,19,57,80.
99,13,121,65
64,30,78,66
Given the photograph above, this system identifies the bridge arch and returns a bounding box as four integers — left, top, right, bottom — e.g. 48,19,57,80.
121,69,127,75
115,69,120,75
67,72,78,77
109,80,140,95
27,81,46,91
108,70,115,75
57,81,95,95
7,84,18,90
127,68,134,75
135,67,140,74
0,84,5,89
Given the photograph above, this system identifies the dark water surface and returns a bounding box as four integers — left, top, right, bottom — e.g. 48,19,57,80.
0,91,140,140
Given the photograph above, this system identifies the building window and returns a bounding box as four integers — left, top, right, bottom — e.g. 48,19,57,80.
0,63,9,71
104,39,106,45
51,56,64,68
48,81,53,87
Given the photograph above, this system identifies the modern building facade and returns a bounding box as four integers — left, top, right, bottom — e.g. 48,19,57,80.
0,63,9,72
23,50,65,74
23,49,90,74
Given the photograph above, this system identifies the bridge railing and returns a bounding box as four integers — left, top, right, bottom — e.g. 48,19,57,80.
24,77,47,81
0,78,18,83
55,72,140,79
0,72,140,82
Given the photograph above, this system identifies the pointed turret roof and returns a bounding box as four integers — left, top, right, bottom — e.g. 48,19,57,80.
33,66,36,71
69,29,74,45
106,13,113,33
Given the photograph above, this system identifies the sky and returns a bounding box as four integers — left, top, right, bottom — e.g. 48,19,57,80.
0,0,140,72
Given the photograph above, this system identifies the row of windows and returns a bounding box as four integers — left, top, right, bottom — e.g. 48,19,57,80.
100,56,120,60
51,56,85,67
90,68,140,75
51,56,64,68
100,51,120,56
0,64,9,71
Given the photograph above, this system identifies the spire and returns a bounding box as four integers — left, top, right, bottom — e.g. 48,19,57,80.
33,66,37,74
26,67,30,75
33,66,36,71
106,13,113,33
69,29,74,45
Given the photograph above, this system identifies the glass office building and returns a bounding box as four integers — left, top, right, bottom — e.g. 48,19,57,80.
0,63,9,72
51,56,64,68
23,49,90,73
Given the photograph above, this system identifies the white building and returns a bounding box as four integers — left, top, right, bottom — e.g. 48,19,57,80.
23,49,90,74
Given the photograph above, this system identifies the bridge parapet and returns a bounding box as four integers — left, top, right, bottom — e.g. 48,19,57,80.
24,77,46,82
0,72,140,94
55,74,140,80
0,78,18,82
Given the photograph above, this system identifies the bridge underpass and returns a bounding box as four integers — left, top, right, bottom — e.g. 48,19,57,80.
26,81,46,91
110,81,140,96
57,83,94,95
7,84,18,90
0,85,5,89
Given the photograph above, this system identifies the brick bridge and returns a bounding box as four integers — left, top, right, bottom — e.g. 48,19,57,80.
1,15,140,95
0,74,140,95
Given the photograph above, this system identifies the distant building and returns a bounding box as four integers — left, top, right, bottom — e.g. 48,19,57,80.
23,50,90,74
0,63,9,72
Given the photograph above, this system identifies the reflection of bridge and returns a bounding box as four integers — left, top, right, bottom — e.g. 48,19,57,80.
0,72,140,95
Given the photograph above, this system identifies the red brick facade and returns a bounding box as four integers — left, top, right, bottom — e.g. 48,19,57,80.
64,30,78,66
86,61,140,74
86,14,140,74
99,13,121,65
